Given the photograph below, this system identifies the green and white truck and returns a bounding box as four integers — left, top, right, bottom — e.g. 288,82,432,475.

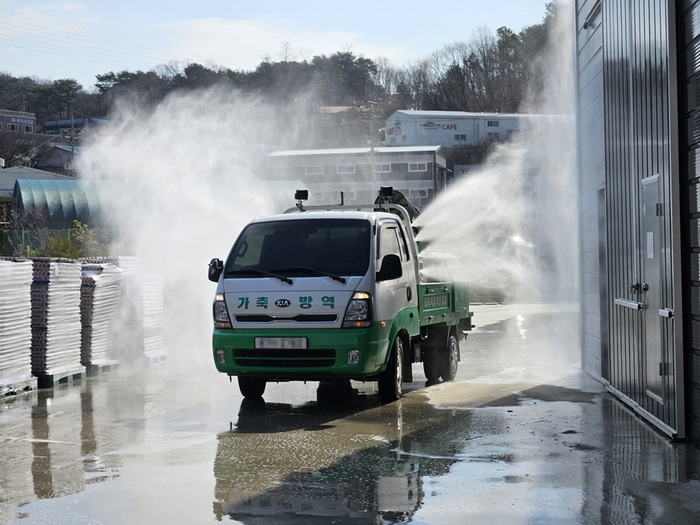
208,188,472,402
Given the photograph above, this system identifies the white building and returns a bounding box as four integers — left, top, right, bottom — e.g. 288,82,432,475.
267,146,448,209
384,110,543,148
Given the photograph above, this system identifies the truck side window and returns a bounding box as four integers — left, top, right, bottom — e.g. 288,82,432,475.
379,225,402,260
396,226,410,261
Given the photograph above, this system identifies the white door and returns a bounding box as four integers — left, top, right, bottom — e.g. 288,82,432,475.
374,220,417,323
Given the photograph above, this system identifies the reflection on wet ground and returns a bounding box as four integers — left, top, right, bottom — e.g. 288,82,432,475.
2,306,700,524
215,397,471,524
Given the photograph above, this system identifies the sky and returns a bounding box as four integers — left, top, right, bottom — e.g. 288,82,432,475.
0,0,549,90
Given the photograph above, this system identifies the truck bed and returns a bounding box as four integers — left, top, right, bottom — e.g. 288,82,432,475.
418,281,470,328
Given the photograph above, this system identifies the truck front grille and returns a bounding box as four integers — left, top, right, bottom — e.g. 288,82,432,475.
233,348,336,368
234,314,338,323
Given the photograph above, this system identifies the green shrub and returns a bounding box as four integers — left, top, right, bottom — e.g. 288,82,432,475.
14,220,110,258
45,233,81,258
70,220,109,257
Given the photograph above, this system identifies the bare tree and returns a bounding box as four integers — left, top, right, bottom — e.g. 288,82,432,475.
278,42,295,62
152,61,185,83
373,56,398,94
405,58,435,109
0,132,59,169
297,47,314,63
9,205,50,257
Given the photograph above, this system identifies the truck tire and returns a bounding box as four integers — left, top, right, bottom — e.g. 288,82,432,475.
378,335,404,403
238,376,266,398
440,333,459,381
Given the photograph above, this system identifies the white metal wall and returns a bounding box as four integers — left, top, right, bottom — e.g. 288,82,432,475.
577,0,606,381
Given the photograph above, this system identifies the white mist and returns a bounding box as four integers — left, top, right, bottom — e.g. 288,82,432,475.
78,88,293,368
416,3,578,307
415,2,580,389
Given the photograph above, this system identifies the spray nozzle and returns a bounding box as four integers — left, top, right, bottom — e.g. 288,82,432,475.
378,186,394,204
295,189,308,211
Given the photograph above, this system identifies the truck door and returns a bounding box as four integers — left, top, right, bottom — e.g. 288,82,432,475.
375,220,418,325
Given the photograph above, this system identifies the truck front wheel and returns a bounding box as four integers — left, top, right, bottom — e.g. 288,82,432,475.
238,376,266,398
378,335,404,403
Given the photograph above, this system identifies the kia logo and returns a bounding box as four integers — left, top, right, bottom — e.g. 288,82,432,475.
275,299,291,308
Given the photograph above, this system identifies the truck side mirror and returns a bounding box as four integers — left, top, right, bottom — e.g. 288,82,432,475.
377,254,402,282
208,258,223,282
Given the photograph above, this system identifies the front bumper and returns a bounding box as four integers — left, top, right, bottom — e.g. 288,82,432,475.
212,324,390,380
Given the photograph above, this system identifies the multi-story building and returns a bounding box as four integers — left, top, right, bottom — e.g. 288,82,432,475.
267,146,449,209
384,110,545,148
0,110,36,134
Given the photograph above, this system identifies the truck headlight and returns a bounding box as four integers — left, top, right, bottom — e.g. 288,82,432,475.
342,292,371,328
213,294,232,329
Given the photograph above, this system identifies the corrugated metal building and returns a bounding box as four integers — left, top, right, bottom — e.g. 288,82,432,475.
42,117,109,136
0,167,75,228
267,146,449,209
12,179,107,229
575,0,700,442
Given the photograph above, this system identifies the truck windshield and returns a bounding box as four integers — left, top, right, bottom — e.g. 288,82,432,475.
224,218,371,278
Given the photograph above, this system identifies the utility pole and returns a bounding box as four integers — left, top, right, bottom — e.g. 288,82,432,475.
367,101,377,189
70,111,75,169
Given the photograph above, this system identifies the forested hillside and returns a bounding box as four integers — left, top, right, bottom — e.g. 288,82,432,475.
0,2,563,130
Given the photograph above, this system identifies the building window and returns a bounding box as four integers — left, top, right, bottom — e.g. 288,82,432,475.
23,125,33,133
337,165,355,174
374,164,391,173
487,132,500,140
0,123,3,131
306,166,324,175
8,123,18,132
274,167,291,176
454,134,467,142
487,120,499,127
408,162,427,172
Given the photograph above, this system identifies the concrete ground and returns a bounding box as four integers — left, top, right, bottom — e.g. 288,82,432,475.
419,303,700,523
1,303,700,524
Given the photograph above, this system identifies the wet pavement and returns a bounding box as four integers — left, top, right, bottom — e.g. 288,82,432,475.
1,303,700,524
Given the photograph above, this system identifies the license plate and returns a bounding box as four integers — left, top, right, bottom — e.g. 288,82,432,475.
254,337,307,350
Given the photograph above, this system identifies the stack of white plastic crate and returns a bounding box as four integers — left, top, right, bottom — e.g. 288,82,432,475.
30,258,83,380
111,256,145,362
142,274,165,363
0,258,34,394
79,255,165,365
80,263,123,367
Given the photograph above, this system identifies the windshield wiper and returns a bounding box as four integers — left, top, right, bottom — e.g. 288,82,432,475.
271,266,347,284
225,268,293,285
